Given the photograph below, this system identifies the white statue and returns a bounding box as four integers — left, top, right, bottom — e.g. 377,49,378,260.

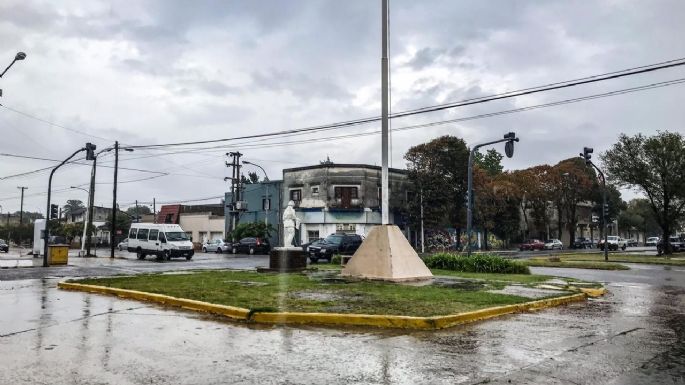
282,200,300,247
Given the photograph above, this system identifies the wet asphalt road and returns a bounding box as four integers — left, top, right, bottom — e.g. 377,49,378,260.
0,253,683,384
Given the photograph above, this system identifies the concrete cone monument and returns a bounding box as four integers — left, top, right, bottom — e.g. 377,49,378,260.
341,224,432,281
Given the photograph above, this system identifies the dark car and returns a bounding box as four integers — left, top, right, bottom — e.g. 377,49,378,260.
657,235,685,255
573,237,594,249
231,237,271,255
308,233,363,263
301,238,324,252
519,239,545,251
0,239,8,253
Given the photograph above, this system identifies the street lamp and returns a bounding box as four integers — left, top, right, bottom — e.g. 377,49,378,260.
0,52,26,78
243,161,270,227
466,132,520,256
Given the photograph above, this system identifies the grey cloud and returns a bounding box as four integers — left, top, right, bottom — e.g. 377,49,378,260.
252,69,352,102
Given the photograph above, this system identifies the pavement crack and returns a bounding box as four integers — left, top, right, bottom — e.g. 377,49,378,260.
0,305,149,339
566,327,644,352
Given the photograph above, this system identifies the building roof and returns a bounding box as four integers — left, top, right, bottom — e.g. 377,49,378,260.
283,163,408,174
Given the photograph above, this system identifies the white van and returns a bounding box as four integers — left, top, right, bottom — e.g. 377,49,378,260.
126,223,194,261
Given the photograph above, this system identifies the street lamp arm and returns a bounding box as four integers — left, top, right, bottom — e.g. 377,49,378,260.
0,52,27,78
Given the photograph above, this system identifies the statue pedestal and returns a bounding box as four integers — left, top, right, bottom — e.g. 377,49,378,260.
261,247,307,272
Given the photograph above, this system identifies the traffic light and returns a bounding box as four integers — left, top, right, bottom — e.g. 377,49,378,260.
503,132,518,158
603,203,609,216
50,204,59,220
581,147,593,165
85,142,97,161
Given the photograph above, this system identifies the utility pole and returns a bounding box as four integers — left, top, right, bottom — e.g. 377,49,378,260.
381,0,389,225
86,156,97,257
153,198,156,223
17,186,27,224
135,200,139,223
110,141,119,258
225,152,242,239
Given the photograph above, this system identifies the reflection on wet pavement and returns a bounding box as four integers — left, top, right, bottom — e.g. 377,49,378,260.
0,256,683,384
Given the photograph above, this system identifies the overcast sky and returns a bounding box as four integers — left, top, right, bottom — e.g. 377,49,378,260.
0,0,684,214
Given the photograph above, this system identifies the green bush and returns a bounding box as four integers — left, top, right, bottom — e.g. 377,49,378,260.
423,252,530,274
330,255,342,265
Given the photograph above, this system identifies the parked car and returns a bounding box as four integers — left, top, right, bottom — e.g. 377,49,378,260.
308,233,363,263
0,239,8,253
202,239,230,253
231,237,271,255
625,238,639,247
301,238,324,252
598,236,627,251
657,235,685,255
572,237,593,249
645,237,660,247
544,239,564,250
519,239,545,251
127,223,194,261
117,238,128,251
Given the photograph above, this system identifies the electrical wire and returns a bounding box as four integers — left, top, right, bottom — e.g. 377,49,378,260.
125,58,685,150
106,77,685,156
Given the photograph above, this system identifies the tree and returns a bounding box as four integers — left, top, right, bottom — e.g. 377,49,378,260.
602,132,685,254
62,199,84,218
404,136,470,245
125,205,151,216
619,198,661,237
241,172,260,185
232,222,274,241
473,148,503,176
472,169,521,249
104,211,132,237
550,158,596,247
523,165,554,239
590,184,626,239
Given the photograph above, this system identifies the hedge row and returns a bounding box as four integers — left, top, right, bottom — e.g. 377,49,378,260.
423,253,530,275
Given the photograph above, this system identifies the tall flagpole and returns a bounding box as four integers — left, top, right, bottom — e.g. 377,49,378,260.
381,0,389,225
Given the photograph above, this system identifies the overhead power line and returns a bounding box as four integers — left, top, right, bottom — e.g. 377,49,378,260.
125,57,685,150
110,77,685,156
0,103,113,141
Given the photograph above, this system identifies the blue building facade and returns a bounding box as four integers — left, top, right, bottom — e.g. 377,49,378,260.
224,180,283,246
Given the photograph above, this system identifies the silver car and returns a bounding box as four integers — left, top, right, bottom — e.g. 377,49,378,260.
202,239,230,253
117,238,128,251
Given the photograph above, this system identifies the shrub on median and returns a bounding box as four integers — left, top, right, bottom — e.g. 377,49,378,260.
423,252,530,275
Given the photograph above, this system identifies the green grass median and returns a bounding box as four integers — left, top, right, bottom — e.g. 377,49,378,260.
74,269,568,317
553,253,685,266
521,258,630,270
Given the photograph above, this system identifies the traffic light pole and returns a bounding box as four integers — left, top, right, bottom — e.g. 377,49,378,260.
467,133,519,256
591,163,609,262
580,147,608,262
44,147,87,267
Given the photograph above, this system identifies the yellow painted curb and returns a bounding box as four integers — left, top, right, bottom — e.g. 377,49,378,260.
58,281,605,330
579,287,607,298
58,282,249,320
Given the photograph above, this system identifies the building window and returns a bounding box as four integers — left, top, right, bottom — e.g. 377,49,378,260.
334,187,358,199
290,189,302,202
307,230,320,241
164,213,174,223
336,224,356,232
262,198,271,211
